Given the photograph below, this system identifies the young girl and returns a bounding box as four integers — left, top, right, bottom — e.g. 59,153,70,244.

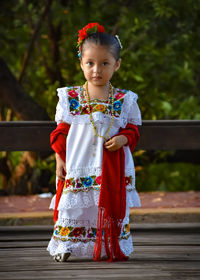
47,22,142,262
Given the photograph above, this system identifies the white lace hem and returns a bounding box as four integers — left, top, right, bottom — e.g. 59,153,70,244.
47,235,134,258
49,188,141,211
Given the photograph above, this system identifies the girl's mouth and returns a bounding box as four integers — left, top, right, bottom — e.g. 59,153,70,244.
92,76,102,80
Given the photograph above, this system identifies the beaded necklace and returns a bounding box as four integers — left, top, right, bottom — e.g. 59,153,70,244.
84,81,114,142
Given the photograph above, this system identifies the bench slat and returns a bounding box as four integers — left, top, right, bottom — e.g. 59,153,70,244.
0,121,200,151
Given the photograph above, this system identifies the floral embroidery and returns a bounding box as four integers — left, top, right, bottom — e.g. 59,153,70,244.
125,224,130,232
60,227,70,236
94,104,106,112
95,176,101,185
72,227,84,237
68,90,78,98
53,224,130,242
66,87,127,118
87,228,95,238
82,105,93,114
115,92,125,100
113,100,122,111
125,176,132,185
83,176,93,187
63,175,133,194
69,99,79,110
66,179,71,187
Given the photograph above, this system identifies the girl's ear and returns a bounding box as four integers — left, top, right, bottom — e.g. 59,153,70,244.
80,59,84,71
114,58,121,72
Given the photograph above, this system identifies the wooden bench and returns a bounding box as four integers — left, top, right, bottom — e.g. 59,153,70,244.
0,120,200,151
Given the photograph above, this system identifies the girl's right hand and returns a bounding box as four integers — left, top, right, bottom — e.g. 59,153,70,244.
56,153,66,181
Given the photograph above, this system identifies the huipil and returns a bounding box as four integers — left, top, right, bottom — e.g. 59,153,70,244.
47,85,142,258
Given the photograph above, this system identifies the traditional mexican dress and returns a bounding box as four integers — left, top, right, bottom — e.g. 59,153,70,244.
47,85,142,258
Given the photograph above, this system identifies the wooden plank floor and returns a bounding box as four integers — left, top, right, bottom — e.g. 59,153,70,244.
0,224,199,280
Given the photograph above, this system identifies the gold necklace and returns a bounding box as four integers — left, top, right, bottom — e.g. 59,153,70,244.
84,81,114,142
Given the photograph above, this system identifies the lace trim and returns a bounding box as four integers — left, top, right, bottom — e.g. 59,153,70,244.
120,91,142,127
49,188,141,211
57,189,100,210
66,167,135,179
47,235,134,257
66,167,102,178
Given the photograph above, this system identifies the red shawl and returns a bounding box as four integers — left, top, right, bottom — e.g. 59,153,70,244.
93,124,139,262
50,122,70,222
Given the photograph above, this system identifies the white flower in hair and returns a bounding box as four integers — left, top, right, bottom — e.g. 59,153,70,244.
115,35,123,49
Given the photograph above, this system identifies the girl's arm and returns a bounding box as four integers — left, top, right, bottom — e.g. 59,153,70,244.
56,153,66,181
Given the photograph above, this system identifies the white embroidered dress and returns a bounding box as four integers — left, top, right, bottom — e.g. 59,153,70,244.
47,85,142,258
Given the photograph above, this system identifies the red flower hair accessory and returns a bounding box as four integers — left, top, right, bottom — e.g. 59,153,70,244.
77,22,105,48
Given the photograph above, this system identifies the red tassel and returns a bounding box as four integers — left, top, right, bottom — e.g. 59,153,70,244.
93,208,128,262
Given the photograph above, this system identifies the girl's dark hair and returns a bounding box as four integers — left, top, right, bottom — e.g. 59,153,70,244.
81,32,121,61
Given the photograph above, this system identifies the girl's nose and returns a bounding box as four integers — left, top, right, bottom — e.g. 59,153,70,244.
94,65,101,73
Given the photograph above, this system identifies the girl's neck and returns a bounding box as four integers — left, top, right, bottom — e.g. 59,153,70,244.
87,82,110,100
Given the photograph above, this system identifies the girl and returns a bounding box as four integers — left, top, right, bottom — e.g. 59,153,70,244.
47,22,142,262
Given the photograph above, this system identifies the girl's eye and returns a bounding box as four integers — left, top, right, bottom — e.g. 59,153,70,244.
103,62,108,66
87,62,93,66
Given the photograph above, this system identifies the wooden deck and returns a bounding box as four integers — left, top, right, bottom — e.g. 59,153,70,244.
0,224,199,280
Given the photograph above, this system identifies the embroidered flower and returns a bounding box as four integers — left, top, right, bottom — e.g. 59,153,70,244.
87,228,94,238
76,183,81,188
115,92,125,100
113,100,122,111
83,176,93,187
70,99,79,109
60,227,70,236
94,104,106,112
121,224,130,236
82,105,93,114
66,179,71,187
121,230,126,236
68,90,78,98
92,228,97,237
54,228,58,236
95,176,101,185
72,227,83,237
125,224,130,232
125,177,131,185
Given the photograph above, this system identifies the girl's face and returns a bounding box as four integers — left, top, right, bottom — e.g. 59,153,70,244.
80,43,121,87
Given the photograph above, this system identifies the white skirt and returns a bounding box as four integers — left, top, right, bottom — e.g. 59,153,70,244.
47,188,141,258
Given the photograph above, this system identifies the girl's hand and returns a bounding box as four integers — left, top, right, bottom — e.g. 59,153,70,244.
56,153,66,181
104,135,128,152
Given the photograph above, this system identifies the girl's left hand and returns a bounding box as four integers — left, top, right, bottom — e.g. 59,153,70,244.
104,135,128,151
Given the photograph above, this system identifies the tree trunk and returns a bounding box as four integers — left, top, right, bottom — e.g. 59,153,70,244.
0,57,50,120
0,58,53,195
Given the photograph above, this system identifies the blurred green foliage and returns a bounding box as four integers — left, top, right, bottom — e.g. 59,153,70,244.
136,162,200,192
0,0,199,120
0,0,199,192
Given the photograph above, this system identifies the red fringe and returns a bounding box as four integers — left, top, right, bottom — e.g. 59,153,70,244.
93,208,128,262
